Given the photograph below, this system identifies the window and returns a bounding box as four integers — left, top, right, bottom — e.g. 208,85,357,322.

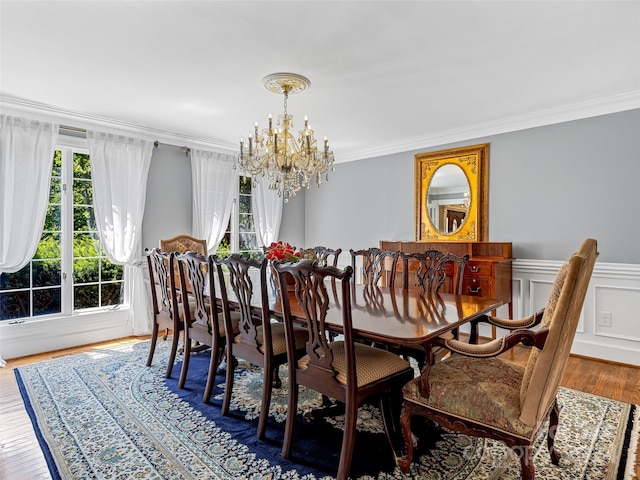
216,175,261,260
0,144,124,321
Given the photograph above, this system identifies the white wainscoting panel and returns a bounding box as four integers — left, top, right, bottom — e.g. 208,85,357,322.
512,259,640,366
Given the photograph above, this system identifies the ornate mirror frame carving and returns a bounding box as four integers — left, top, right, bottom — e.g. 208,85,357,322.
415,143,489,241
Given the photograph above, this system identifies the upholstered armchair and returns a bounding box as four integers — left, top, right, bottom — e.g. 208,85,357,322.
398,239,598,480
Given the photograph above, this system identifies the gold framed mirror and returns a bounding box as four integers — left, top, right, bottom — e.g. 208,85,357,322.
415,143,488,241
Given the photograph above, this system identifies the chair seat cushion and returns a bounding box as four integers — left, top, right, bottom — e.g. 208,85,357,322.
298,341,411,388
234,322,307,356
403,354,535,439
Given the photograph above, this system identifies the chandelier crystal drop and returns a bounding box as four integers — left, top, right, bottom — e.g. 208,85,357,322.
237,73,335,202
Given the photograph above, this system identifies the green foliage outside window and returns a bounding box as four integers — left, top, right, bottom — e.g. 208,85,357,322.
0,149,123,321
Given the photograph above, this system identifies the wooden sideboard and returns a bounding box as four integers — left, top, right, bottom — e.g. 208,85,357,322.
379,240,514,319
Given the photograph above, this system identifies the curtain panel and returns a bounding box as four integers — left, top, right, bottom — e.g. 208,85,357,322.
251,180,283,248
0,115,59,274
190,149,237,253
87,131,153,334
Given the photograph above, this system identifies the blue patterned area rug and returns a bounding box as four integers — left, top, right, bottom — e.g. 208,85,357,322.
15,339,638,479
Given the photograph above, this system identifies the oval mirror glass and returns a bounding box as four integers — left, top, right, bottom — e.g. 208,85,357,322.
426,164,471,234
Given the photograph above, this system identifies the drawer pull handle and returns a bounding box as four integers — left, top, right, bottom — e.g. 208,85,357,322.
469,266,480,273
469,287,481,294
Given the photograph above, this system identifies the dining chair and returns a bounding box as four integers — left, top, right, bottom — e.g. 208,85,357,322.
300,245,342,267
274,259,415,480
175,251,241,402
213,254,308,440
350,247,400,287
160,234,208,255
145,248,184,378
400,250,469,295
397,239,598,480
396,249,470,368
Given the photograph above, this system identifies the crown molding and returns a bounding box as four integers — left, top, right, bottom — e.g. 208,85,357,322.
337,90,640,163
0,96,238,154
3,90,639,162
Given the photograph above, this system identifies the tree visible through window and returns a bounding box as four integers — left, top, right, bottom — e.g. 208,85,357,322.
0,147,124,321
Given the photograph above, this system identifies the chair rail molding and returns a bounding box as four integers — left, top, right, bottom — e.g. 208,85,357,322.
508,259,640,366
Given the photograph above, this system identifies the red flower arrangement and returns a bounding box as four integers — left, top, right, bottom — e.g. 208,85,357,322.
264,241,317,263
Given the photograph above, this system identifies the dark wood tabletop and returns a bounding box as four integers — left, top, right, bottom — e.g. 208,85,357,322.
211,273,502,347
267,283,503,347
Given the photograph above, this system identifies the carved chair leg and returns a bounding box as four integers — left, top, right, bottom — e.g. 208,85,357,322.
221,348,235,416
177,334,192,388
272,366,282,389
257,364,274,440
203,346,222,403
281,381,299,458
162,327,169,341
165,330,180,378
515,445,535,480
397,402,414,474
379,392,405,459
547,398,561,465
146,322,159,367
337,400,358,480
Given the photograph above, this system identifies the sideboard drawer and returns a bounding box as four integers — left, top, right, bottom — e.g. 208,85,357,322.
465,261,494,277
462,277,494,297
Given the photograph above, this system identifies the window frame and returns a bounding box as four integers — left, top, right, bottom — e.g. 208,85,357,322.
0,134,126,323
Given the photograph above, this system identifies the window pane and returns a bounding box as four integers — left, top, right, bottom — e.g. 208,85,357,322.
74,232,99,257
101,260,123,282
0,265,30,290
49,177,62,204
73,153,91,179
239,195,251,214
35,232,61,259
0,291,30,320
239,176,252,194
33,288,61,316
239,232,258,251
73,178,93,205
239,213,254,232
74,258,99,283
101,283,122,306
32,260,61,287
52,150,62,177
74,205,95,231
75,284,99,309
45,204,61,231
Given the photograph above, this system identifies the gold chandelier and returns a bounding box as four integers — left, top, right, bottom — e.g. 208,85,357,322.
238,73,335,202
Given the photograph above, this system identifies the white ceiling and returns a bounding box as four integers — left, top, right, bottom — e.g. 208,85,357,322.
1,1,639,163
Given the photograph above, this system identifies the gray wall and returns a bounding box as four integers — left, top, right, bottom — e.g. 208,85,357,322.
304,109,640,264
142,144,193,251
141,109,640,264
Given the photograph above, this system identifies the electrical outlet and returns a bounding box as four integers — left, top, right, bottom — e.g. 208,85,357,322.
598,311,612,327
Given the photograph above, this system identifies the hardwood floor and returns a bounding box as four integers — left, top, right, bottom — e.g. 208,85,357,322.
1,336,638,479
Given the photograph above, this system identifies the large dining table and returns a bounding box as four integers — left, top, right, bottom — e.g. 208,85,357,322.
266,282,504,350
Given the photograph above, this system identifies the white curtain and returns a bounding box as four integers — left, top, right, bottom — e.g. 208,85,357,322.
87,131,153,334
190,149,237,253
0,116,59,275
251,180,283,247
